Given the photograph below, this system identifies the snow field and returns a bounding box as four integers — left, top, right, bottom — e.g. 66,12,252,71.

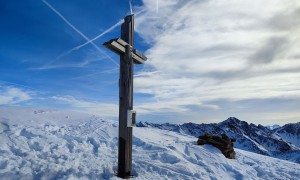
0,107,299,179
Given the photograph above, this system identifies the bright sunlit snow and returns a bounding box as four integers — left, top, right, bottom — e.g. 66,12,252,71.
0,106,299,179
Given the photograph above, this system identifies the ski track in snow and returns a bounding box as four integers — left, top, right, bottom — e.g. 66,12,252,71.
0,106,300,179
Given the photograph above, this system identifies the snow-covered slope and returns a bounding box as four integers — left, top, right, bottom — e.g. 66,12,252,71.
1,106,300,179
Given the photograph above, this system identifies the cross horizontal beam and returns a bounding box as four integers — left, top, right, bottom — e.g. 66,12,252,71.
103,38,147,64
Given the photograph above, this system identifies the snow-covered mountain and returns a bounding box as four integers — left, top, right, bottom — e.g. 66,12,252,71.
266,124,281,130
1,106,300,179
138,117,300,164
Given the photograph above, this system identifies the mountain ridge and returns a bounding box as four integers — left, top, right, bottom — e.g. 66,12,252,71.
137,117,300,164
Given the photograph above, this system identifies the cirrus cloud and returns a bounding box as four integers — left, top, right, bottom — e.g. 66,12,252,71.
132,0,300,124
0,86,33,105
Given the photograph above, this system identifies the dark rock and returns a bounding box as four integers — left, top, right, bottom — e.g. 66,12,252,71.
197,133,236,159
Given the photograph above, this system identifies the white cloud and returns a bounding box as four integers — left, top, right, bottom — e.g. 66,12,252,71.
0,87,32,105
132,0,300,121
52,95,118,117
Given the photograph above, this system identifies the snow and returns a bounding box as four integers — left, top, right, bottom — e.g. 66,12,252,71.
1,106,300,179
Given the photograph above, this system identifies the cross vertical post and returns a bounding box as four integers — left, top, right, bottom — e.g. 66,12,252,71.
103,14,147,179
118,15,134,178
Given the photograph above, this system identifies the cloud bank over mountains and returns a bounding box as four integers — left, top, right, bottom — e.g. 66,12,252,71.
133,0,300,124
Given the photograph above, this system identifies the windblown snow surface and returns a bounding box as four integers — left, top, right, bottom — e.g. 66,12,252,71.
0,106,299,180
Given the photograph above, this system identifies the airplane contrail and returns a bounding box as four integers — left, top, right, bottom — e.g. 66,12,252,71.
129,0,133,14
41,0,147,70
41,0,119,67
72,8,146,51
0,80,36,90
64,19,123,57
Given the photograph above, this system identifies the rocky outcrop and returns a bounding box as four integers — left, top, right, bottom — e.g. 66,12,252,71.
197,133,236,159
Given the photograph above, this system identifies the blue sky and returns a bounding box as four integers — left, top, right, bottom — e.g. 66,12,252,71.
1,0,300,125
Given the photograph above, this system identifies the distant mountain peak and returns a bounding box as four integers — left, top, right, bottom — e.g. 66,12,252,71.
276,122,300,137
226,117,240,121
266,124,281,130
222,117,244,124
